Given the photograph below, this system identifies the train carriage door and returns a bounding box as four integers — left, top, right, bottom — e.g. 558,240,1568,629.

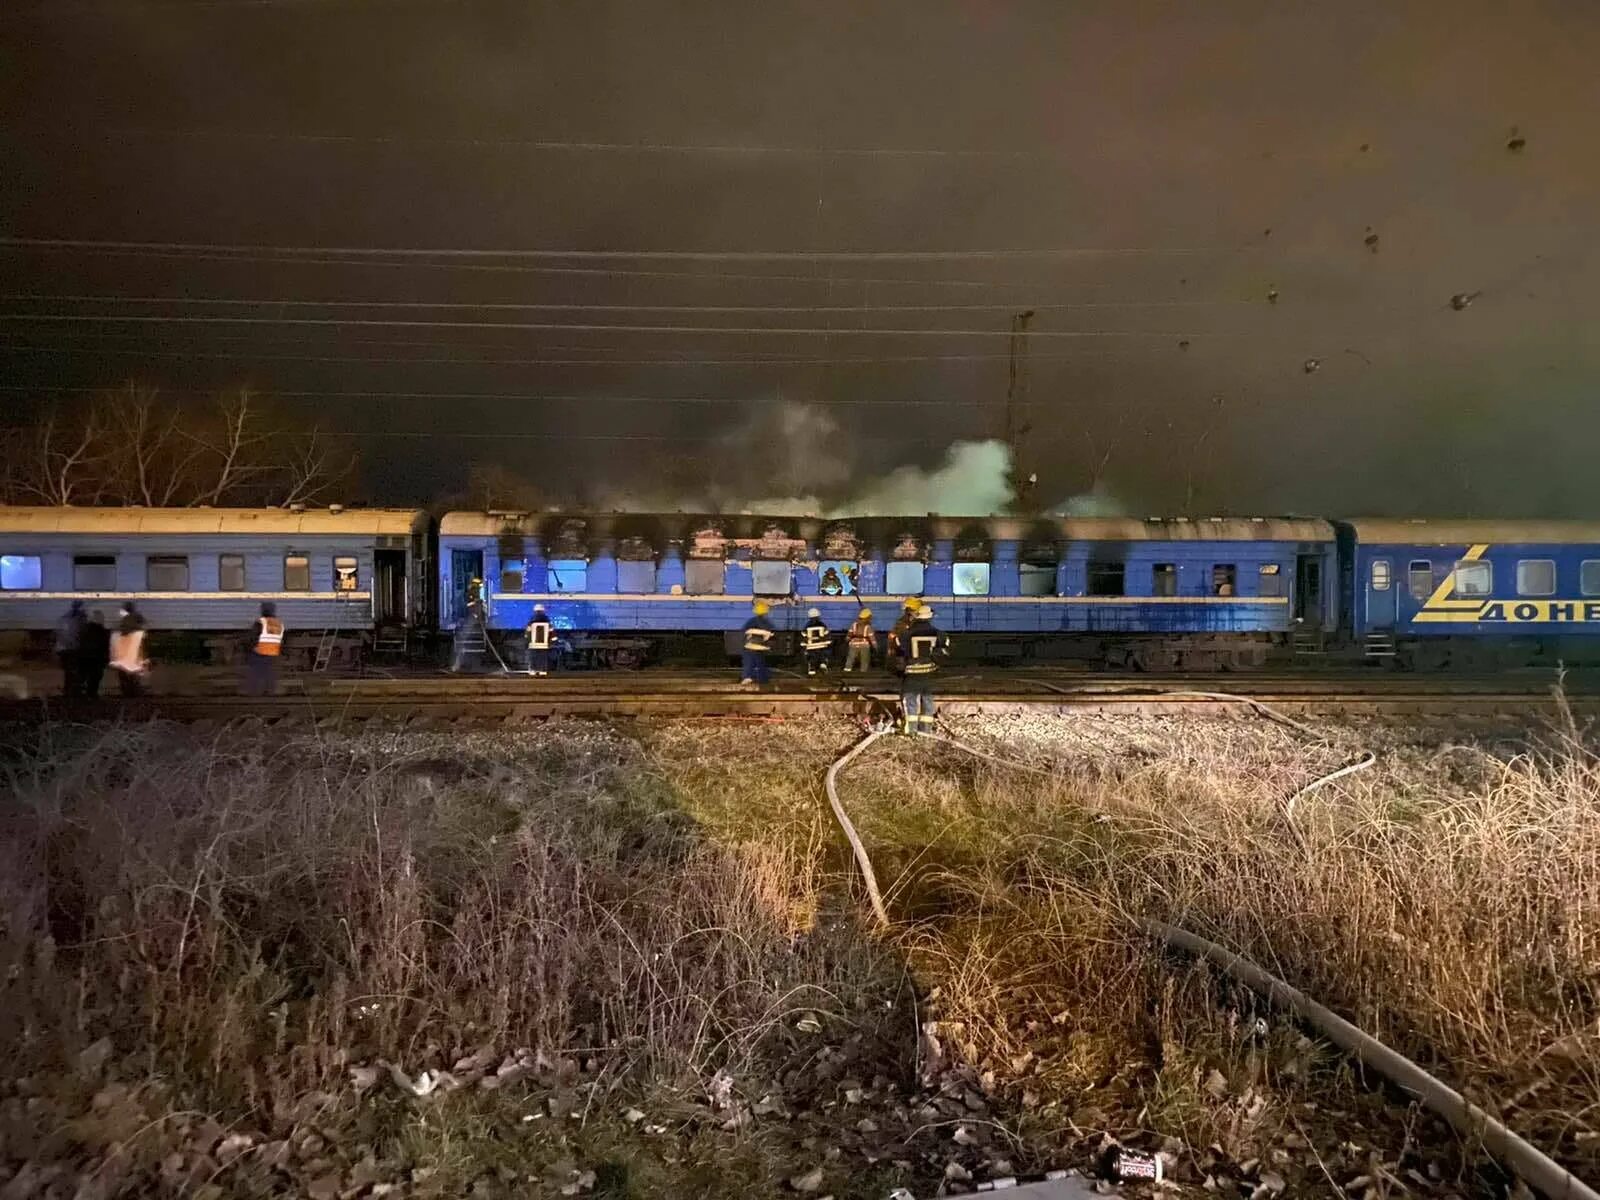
1294,553,1323,624
449,549,483,625
374,549,406,624
1366,557,1396,629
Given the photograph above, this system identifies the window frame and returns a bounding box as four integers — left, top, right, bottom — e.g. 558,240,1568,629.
1152,563,1178,597
885,560,925,596
1086,560,1125,597
616,559,658,595
72,554,118,592
284,554,312,592
1257,562,1283,597
952,561,991,597
499,558,526,593
1582,560,1600,597
146,555,190,592
1212,563,1238,596
1407,559,1434,601
0,554,43,591
1370,559,1392,591
751,560,793,597
1019,561,1057,597
817,559,859,596
684,559,726,595
1515,558,1556,597
218,553,247,592
333,556,360,592
547,558,589,594
1452,559,1492,597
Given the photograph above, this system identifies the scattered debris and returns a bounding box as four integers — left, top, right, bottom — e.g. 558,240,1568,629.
1507,126,1527,152
789,1165,826,1192
1178,339,1191,351
1363,227,1380,253
1450,291,1481,311
795,1015,823,1034
1303,358,1321,374
1267,285,1279,304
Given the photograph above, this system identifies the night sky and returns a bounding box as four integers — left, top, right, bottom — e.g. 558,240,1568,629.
3,0,1598,516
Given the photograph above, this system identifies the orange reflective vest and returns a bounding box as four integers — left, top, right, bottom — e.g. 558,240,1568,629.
256,616,285,656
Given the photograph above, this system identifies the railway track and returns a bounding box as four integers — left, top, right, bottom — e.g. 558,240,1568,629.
2,670,1593,723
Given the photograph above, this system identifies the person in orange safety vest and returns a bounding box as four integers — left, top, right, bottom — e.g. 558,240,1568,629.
245,601,285,696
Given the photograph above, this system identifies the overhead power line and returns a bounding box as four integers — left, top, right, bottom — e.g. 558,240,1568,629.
0,383,1017,407
0,341,1159,367
1,293,1226,313
0,314,1215,338
0,244,1062,289
0,236,1230,261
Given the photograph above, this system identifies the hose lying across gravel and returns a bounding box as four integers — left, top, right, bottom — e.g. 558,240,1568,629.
821,711,1593,1200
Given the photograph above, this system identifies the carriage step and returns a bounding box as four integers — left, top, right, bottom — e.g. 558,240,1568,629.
1363,632,1398,658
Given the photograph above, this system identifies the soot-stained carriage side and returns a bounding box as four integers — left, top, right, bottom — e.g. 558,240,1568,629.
439,510,1338,669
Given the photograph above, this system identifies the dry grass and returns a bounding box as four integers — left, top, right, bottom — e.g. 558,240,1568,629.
650,711,1600,1189
3,709,1596,1196
0,721,909,1197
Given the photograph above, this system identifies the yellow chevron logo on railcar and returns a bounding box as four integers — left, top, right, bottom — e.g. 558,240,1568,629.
1412,544,1599,624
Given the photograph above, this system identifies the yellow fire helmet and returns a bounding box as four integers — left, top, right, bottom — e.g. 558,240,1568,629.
916,604,934,620
858,607,871,619
752,601,770,616
903,596,919,609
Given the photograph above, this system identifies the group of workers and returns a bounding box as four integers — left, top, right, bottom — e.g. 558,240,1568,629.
52,600,150,698
52,599,284,699
744,597,949,734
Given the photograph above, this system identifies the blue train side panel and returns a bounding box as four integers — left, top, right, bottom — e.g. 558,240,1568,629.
439,512,1339,644
0,507,428,632
1345,520,1600,639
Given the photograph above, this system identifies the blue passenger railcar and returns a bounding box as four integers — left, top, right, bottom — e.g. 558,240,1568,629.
1342,519,1600,668
0,506,430,658
440,511,1337,669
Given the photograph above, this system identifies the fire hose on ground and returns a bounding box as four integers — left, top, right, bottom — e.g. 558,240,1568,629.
821,716,1595,1200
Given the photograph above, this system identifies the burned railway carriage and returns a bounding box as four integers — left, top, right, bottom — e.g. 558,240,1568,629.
0,506,431,664
439,512,1339,669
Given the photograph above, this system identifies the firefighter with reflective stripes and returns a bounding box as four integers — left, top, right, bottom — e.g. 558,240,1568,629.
801,607,831,676
845,608,874,673
245,601,285,696
900,604,949,735
740,601,775,687
525,605,554,677
886,596,918,677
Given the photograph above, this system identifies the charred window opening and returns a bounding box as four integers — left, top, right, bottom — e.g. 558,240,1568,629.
1020,562,1057,596
1258,563,1283,597
953,562,991,596
885,561,924,595
1212,564,1237,596
1087,561,1125,597
617,560,657,593
548,559,588,593
1152,563,1178,596
685,559,725,594
752,560,793,596
500,559,526,592
818,560,858,596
